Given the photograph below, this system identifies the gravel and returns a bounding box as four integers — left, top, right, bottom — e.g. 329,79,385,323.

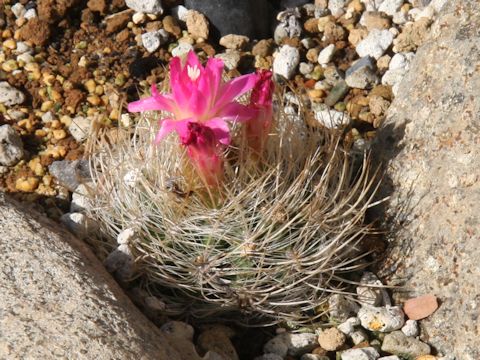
0,125,24,166
358,306,405,332
341,347,380,360
345,56,379,89
141,29,169,53
356,29,395,59
381,331,431,357
0,82,25,106
125,0,164,14
273,45,300,80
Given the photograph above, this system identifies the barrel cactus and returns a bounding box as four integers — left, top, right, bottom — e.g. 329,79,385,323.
86,51,378,325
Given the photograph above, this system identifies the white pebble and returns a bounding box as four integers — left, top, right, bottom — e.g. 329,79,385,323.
70,183,93,213
337,317,361,336
215,50,241,71
141,29,169,53
378,0,404,16
23,8,37,20
318,44,336,65
0,125,24,166
125,0,163,15
358,305,405,332
356,29,394,59
351,329,369,345
172,5,189,22
273,45,300,80
14,42,32,55
328,0,346,17
117,228,137,245
313,104,351,129
401,319,419,337
68,116,91,142
299,62,314,75
378,357,401,360
11,3,26,19
286,333,318,357
356,271,385,306
132,12,146,24
171,42,194,57
341,347,380,360
0,81,25,106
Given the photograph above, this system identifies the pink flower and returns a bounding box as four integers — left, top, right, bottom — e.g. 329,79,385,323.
246,70,274,154
128,51,258,146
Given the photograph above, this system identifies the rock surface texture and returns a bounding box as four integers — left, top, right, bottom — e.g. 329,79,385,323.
374,1,480,359
0,194,183,359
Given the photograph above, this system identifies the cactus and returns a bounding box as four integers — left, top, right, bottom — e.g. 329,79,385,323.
85,53,379,326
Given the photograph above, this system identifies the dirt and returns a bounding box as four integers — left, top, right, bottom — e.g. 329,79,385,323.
20,18,51,45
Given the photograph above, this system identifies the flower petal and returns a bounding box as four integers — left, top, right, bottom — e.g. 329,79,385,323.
204,118,231,145
154,119,177,143
216,73,257,107
217,102,257,122
128,85,175,113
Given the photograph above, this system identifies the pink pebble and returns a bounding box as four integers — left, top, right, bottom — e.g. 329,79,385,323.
403,294,439,320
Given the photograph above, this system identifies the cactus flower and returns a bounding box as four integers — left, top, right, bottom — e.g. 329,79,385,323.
246,70,274,154
128,51,258,146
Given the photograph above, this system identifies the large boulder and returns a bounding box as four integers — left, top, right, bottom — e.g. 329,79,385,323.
374,1,480,358
0,193,184,359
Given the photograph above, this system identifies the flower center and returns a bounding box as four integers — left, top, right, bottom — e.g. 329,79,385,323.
187,65,201,81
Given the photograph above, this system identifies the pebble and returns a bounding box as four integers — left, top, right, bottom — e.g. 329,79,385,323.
273,45,300,80
103,244,135,281
356,271,386,306
17,52,34,64
117,228,137,245
132,12,146,24
389,52,415,70
171,42,194,57
328,0,347,17
317,327,346,351
341,347,380,360
403,294,439,320
125,0,163,14
70,183,93,213
0,125,24,166
48,160,90,191
361,11,391,30
11,3,26,19
219,34,249,50
197,325,238,360
378,357,400,360
350,328,369,345
358,305,405,332
317,44,336,65
141,29,169,53
254,355,283,360
328,294,359,321
0,82,25,106
378,0,404,16
185,10,209,39
301,355,329,360
381,68,407,95
401,319,419,337
68,116,92,142
299,62,314,75
345,56,379,89
172,5,189,22
356,29,394,59
24,8,37,20
337,317,360,336
381,331,431,357
313,104,351,129
286,333,318,357
263,334,289,357
323,66,344,86
60,212,98,240
215,50,241,71
324,80,349,106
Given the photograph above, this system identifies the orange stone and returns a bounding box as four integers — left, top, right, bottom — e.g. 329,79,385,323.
403,294,439,320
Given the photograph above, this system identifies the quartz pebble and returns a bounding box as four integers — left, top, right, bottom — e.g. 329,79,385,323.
351,328,369,345
0,125,24,166
313,104,351,129
172,5,189,22
301,355,329,360
215,50,241,71
70,183,93,213
337,317,361,336
68,116,91,142
381,331,431,357
341,347,380,360
378,357,400,360
125,0,163,14
403,294,439,320
401,319,419,337
11,3,26,19
356,29,394,59
317,328,346,351
0,81,25,106
318,44,336,65
358,305,405,332
378,0,404,16
171,42,194,57
141,29,169,53
299,62,314,75
345,56,379,89
117,228,137,245
273,45,300,80
328,0,347,17
356,271,386,306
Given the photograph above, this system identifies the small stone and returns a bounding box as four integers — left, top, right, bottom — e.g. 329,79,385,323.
301,355,329,360
318,44,336,65
71,184,93,213
313,104,351,129
401,319,419,337
376,55,391,70
141,29,169,53
117,228,137,245
144,296,165,312
356,271,386,306
350,328,369,345
252,39,274,57
68,116,91,142
2,60,18,72
87,0,107,13
299,62,314,75
11,3,26,19
348,28,369,47
162,16,182,37
317,328,346,351
378,357,400,360
341,347,380,360
416,356,437,360
403,294,439,320
328,0,347,17
52,129,67,140
3,39,16,50
185,10,209,39
389,52,415,70
48,160,90,191
356,29,394,59
306,48,320,63
0,82,25,106
328,294,359,321
197,325,238,360
287,333,318,357
24,8,37,20
381,68,408,95
132,12,146,24
14,41,32,55
361,11,391,31
381,331,431,357
324,80,349,107
215,50,240,71
323,66,344,86
105,10,134,34
171,43,194,57
103,244,135,281
219,34,249,50
369,95,390,116
392,18,431,53
125,0,163,14
15,177,40,192
337,317,360,336
254,355,283,360
273,45,300,80
0,125,24,166
358,305,405,332
304,18,320,33
60,212,98,240
264,334,289,357
345,56,379,89
172,5,189,22
378,0,404,16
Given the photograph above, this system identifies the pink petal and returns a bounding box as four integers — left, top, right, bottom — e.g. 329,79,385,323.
154,119,177,143
204,118,231,145
128,85,175,113
200,57,224,99
186,50,202,70
217,102,258,122
216,73,257,107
